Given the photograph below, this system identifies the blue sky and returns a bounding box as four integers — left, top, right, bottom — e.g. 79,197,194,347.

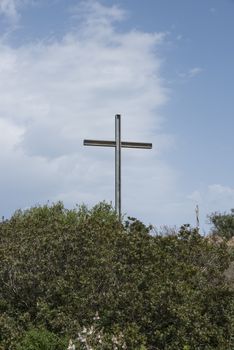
0,0,233,232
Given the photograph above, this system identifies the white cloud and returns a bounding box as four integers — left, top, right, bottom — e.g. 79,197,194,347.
71,0,126,25
0,0,31,23
0,118,24,159
178,67,203,80
0,1,175,222
0,0,18,21
208,184,234,199
188,67,203,78
188,190,202,203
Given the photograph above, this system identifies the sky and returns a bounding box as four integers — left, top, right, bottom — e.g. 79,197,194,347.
0,0,233,232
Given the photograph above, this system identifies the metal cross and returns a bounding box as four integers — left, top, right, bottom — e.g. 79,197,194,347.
84,114,152,218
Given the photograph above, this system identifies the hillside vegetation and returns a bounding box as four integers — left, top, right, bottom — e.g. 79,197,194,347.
0,202,233,349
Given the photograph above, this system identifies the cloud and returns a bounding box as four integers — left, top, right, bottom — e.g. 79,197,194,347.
188,67,203,78
178,67,203,80
208,184,234,200
0,0,30,23
188,190,202,203
71,0,126,25
0,1,174,222
0,0,18,21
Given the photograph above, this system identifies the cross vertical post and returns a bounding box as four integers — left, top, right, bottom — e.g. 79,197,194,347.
195,204,200,233
115,114,121,218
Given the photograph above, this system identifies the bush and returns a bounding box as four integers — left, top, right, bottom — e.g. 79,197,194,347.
209,209,234,240
16,328,67,350
0,202,233,349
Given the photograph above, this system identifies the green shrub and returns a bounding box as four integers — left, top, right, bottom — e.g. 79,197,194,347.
0,202,233,349
16,328,67,350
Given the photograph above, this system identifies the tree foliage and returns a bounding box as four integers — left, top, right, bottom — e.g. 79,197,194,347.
16,328,67,350
0,202,233,349
209,209,234,240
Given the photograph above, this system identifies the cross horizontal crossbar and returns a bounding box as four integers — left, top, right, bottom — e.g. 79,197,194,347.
83,139,152,149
